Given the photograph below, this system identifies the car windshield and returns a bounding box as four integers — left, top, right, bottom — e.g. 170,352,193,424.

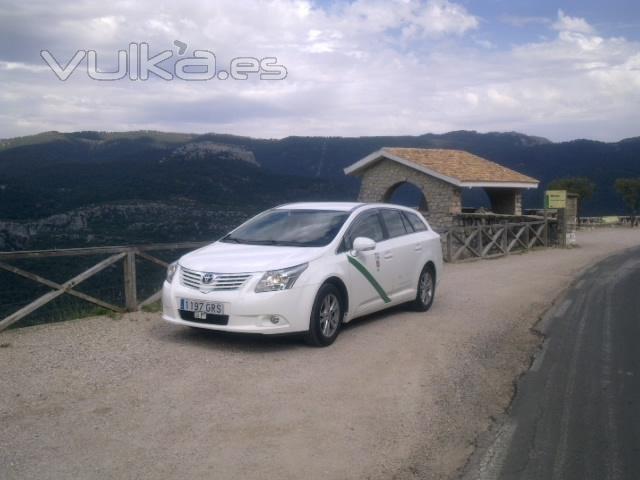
221,209,350,247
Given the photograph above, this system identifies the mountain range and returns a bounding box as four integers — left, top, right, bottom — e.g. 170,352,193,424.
1,129,638,250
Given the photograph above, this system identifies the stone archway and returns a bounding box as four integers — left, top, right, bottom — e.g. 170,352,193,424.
383,181,429,213
354,158,461,230
347,148,537,231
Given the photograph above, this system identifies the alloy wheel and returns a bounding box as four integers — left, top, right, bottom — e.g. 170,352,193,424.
419,271,434,305
319,293,341,337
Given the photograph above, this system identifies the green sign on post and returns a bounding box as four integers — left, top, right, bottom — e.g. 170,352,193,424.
545,190,567,209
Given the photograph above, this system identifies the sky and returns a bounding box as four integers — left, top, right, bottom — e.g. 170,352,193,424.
0,0,639,142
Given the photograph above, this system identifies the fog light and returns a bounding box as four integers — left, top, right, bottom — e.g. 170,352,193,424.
270,315,281,324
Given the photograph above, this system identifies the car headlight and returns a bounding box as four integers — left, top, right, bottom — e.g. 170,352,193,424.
166,261,179,283
255,263,308,292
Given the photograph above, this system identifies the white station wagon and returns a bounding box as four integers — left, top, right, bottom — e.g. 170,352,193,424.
162,202,442,346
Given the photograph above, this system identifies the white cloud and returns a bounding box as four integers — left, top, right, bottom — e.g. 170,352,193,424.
0,1,638,142
474,38,494,49
499,14,550,28
558,31,603,51
303,42,336,53
336,0,478,38
553,9,596,34
487,89,519,108
465,92,479,107
0,61,49,72
412,0,479,37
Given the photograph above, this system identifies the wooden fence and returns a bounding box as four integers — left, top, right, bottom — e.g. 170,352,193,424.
0,221,559,330
578,216,635,227
454,212,551,227
441,220,553,262
0,242,209,332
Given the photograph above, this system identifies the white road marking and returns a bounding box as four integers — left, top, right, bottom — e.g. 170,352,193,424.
531,338,551,372
475,421,518,480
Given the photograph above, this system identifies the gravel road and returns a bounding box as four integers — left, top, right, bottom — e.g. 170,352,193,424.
1,229,639,480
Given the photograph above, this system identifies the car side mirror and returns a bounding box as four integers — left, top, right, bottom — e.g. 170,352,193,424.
351,236,376,255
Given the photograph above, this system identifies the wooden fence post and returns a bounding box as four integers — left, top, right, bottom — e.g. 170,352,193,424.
543,210,549,247
0,241,211,329
124,249,137,311
0,252,127,332
502,225,508,254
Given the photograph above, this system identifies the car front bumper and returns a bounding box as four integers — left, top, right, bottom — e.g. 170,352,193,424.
161,277,319,334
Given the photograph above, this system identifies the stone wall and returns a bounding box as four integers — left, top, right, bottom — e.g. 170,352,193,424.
565,193,578,246
484,188,523,215
355,159,461,231
515,191,522,216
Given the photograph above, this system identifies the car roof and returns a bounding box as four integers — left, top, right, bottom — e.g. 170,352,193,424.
275,202,365,212
274,202,421,213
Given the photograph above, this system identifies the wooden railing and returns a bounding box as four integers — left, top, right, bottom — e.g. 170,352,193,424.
0,222,560,329
441,220,553,263
0,242,209,332
454,212,552,227
578,216,635,227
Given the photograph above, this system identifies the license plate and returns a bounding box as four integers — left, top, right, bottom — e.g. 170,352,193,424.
179,298,224,315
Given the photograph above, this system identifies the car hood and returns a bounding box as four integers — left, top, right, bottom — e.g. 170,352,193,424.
179,242,326,273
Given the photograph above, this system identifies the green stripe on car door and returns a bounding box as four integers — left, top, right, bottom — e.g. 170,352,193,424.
347,255,391,304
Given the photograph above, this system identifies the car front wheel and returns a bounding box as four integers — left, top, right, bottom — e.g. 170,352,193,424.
410,265,435,312
305,284,343,347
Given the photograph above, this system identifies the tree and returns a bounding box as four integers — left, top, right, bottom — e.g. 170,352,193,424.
548,176,596,220
615,178,640,227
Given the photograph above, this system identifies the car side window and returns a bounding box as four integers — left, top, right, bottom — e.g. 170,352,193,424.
400,213,414,233
404,211,428,232
380,209,408,238
342,212,385,251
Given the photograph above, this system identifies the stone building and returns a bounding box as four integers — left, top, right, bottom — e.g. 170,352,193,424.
344,148,539,231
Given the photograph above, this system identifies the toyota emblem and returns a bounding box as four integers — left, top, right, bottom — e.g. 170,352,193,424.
202,272,216,284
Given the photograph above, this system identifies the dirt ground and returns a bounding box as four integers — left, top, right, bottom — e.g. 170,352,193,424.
1,229,639,480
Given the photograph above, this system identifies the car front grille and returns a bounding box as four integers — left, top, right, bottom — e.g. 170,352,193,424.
180,266,252,292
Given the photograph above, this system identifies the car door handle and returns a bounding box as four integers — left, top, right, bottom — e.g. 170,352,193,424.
383,252,393,260
414,243,423,251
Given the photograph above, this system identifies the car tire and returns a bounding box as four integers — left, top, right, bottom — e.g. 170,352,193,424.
305,284,344,347
410,264,435,312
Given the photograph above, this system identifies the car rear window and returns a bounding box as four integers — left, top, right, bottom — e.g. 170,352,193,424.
404,211,428,232
381,210,408,238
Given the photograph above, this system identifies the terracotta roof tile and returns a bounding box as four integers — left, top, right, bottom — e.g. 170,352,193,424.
382,148,538,184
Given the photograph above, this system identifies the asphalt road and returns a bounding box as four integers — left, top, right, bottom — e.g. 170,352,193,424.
467,245,640,480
